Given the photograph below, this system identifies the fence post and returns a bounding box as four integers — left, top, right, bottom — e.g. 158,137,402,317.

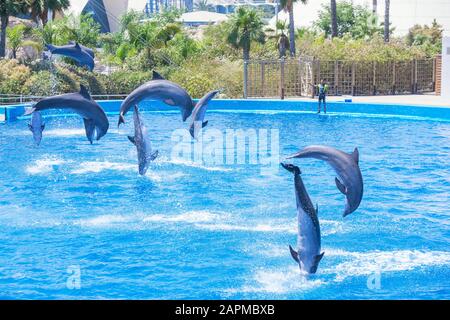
334,60,339,95
432,57,436,92
412,59,418,94
280,58,285,100
373,61,377,95
392,62,396,95
243,60,248,99
311,58,316,98
351,62,356,96
261,62,265,97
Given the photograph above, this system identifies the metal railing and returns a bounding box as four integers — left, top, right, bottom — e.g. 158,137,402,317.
0,94,130,106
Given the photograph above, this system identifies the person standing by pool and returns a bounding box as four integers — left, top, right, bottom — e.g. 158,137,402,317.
311,80,329,114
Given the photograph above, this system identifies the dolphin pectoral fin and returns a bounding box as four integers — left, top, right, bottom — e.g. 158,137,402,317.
83,118,96,144
335,177,347,195
127,136,136,145
164,99,176,106
28,124,33,131
289,245,300,263
202,121,208,128
315,252,325,264
351,147,359,164
316,203,319,215
41,124,45,131
150,150,159,161
118,114,126,127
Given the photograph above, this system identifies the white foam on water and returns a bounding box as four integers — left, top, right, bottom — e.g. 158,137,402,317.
71,161,136,174
322,248,450,281
144,210,222,223
164,157,233,172
44,128,86,136
76,210,226,228
26,157,66,175
225,266,324,295
195,222,296,233
75,214,133,227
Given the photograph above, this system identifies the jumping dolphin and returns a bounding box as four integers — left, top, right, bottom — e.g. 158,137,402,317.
189,90,220,139
23,85,109,144
68,41,95,58
128,105,159,175
118,77,194,127
28,111,45,146
281,163,324,274
45,42,95,71
286,145,363,217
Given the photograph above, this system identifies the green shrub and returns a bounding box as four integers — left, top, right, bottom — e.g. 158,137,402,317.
106,70,152,94
0,59,31,94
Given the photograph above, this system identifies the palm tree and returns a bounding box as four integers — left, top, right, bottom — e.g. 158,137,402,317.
30,0,70,26
267,20,289,58
330,0,338,38
280,0,307,57
384,0,390,42
6,24,26,59
0,0,29,57
194,0,209,11
226,6,265,61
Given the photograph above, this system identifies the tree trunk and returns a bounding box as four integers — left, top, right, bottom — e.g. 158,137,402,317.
0,15,8,58
243,45,250,61
384,0,390,42
12,49,16,59
372,0,377,14
288,3,296,57
331,0,338,38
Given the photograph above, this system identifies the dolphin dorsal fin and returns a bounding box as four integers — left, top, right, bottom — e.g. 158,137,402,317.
315,252,325,264
335,177,347,195
74,42,81,49
289,245,299,263
152,70,165,80
351,147,359,164
79,84,91,99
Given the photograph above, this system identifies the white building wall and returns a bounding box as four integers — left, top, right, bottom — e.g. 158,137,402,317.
442,36,450,99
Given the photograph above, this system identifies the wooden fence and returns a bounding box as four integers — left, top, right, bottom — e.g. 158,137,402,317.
244,56,436,98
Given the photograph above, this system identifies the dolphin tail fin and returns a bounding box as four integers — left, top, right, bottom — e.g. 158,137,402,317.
150,150,159,161
118,114,126,127
23,107,36,116
335,177,347,195
128,136,136,145
289,245,300,263
280,162,301,175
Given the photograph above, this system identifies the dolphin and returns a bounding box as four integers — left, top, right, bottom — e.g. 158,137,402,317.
68,41,95,58
45,42,95,71
23,85,109,144
28,111,45,146
128,105,159,175
281,163,324,274
118,76,194,127
286,145,363,217
189,90,220,139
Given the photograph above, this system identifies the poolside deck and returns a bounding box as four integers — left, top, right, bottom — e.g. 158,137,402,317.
288,93,450,108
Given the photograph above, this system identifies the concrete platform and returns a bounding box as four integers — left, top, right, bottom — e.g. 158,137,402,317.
288,93,450,108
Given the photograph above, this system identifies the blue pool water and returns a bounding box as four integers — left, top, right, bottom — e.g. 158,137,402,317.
0,101,450,299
